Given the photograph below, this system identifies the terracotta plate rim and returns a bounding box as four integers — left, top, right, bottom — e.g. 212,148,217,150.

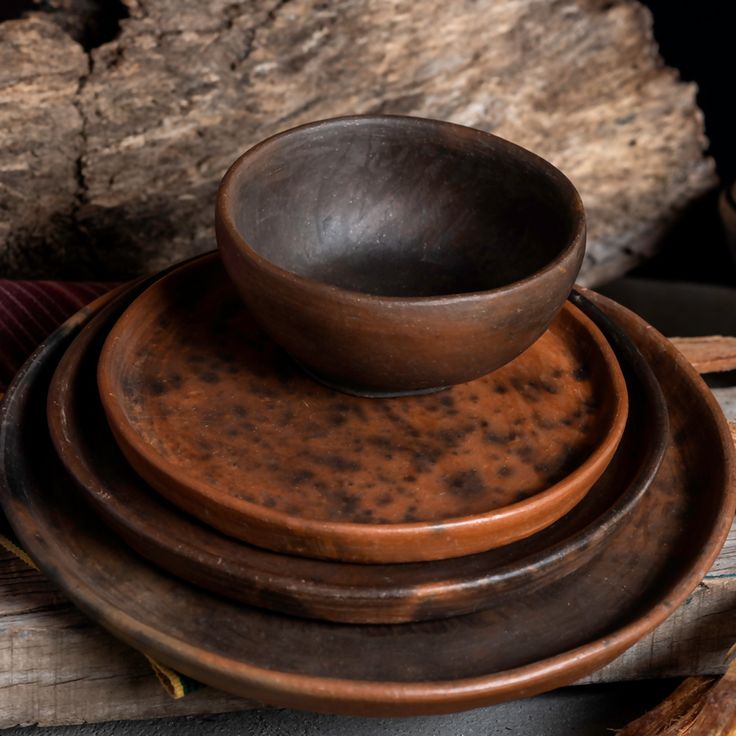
95,253,629,548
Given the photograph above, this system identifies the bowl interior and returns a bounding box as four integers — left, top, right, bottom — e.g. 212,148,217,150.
228,118,581,297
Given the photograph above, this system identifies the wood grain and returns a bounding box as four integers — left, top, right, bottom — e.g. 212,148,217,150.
617,678,716,735
671,336,736,374
0,0,716,281
0,547,254,728
0,16,86,274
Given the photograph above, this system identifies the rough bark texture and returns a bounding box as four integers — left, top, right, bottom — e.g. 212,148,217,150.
0,16,87,273
0,0,718,280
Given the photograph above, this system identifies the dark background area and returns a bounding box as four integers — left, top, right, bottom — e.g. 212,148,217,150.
634,1,735,285
642,1,735,184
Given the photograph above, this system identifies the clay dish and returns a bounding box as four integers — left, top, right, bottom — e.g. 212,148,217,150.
2,283,733,716
97,254,628,563
216,115,586,395
50,279,664,624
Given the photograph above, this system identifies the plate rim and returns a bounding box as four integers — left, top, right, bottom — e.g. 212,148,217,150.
1,267,734,715
46,279,666,625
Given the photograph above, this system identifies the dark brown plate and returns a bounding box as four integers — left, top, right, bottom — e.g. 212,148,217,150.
97,254,628,563
1,281,733,715
48,277,665,624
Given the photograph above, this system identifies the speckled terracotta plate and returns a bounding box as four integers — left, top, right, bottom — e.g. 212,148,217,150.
1,283,733,716
48,279,665,623
97,254,628,563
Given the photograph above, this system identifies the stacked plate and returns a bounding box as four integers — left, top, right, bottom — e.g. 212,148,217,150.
1,117,735,716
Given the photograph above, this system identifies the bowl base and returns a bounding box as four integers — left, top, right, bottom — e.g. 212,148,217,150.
292,359,450,398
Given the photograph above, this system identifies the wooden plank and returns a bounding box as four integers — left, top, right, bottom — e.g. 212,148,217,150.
670,336,736,373
0,549,254,728
1,403,734,728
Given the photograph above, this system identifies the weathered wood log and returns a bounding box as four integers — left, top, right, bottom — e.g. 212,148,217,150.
0,0,718,281
0,16,87,276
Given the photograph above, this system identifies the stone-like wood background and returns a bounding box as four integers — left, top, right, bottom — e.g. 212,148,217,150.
0,0,717,281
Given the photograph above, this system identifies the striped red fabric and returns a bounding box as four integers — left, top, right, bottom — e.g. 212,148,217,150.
0,278,210,698
0,280,117,392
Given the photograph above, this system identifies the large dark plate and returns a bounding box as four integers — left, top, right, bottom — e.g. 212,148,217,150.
47,275,665,624
0,277,733,716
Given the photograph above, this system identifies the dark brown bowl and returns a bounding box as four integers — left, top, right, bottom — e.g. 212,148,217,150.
216,115,586,395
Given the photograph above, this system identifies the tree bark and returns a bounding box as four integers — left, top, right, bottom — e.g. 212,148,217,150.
0,0,718,281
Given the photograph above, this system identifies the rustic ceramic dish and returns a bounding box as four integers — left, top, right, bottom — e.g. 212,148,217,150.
50,280,665,623
97,254,628,563
1,287,733,715
216,115,586,395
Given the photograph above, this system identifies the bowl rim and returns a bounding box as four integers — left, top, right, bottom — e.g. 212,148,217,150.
216,114,587,305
